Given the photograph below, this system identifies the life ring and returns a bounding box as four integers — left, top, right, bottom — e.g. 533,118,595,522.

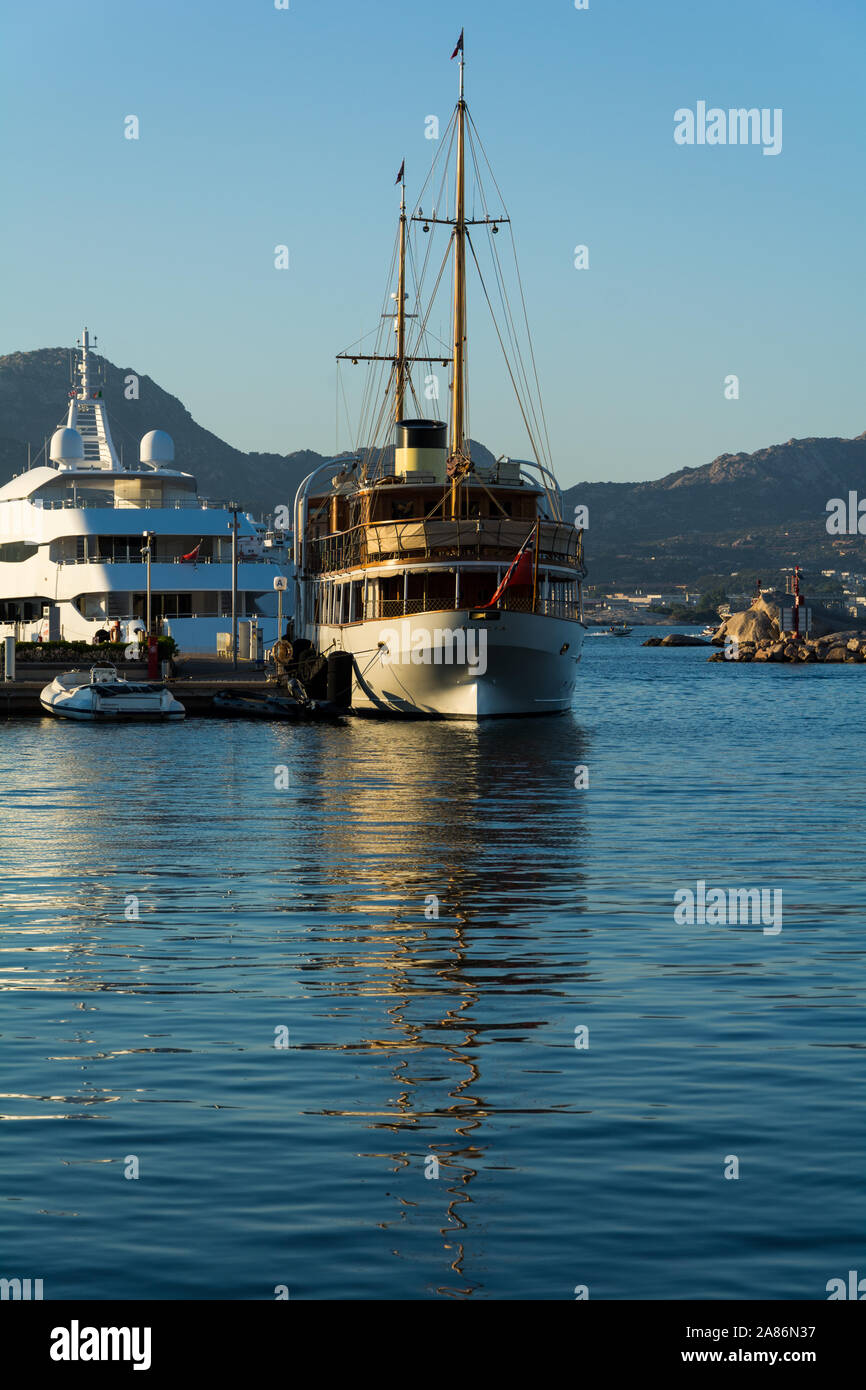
274,639,294,664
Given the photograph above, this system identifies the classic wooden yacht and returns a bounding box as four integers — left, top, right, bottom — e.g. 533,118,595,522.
292,36,586,717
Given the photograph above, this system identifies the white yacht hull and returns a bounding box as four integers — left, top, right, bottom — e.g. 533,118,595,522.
308,609,585,718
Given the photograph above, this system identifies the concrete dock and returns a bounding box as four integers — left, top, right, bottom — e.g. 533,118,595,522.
2,660,277,718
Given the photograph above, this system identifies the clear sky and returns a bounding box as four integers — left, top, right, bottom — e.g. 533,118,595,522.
2,0,863,487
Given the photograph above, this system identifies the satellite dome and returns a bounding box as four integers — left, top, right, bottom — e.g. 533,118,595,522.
49,426,85,465
139,429,174,465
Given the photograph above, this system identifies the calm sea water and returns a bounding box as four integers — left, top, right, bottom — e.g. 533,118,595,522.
1,630,863,1300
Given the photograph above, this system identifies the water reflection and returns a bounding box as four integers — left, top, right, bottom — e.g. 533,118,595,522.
293,717,589,1296
1,714,590,1294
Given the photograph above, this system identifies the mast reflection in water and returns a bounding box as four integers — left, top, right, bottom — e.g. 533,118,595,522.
292,721,590,1297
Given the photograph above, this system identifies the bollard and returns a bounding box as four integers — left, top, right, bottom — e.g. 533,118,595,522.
3,635,15,682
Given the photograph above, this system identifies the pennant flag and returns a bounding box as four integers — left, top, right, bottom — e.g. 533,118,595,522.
451,28,464,60
181,540,203,565
484,526,536,607
395,159,405,185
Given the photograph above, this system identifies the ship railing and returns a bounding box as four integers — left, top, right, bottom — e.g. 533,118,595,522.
33,497,235,511
54,555,279,566
307,517,584,575
316,595,582,623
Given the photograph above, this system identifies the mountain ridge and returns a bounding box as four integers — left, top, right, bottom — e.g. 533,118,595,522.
2,346,864,586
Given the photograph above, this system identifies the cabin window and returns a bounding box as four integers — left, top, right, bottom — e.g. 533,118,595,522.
115,478,165,507
0,542,39,563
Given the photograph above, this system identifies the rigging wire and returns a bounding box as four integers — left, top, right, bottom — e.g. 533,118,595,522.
333,90,560,519
465,107,555,476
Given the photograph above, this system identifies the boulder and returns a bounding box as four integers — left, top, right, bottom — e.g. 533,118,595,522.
659,633,710,647
716,599,778,647
642,637,663,647
817,632,854,648
823,646,848,662
718,593,866,645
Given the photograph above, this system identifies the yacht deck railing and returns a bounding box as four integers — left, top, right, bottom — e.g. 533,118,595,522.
307,517,584,575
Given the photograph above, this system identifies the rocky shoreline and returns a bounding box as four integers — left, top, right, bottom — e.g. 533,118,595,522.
642,591,866,664
707,631,866,663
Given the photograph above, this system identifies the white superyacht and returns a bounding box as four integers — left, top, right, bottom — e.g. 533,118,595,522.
0,328,289,653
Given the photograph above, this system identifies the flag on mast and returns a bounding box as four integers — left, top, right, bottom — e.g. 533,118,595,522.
484,522,537,607
395,159,405,185
451,29,464,60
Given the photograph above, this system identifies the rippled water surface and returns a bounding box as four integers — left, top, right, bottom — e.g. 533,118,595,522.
1,632,863,1299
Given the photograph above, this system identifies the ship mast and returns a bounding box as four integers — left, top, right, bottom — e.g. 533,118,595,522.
449,37,467,517
395,168,407,423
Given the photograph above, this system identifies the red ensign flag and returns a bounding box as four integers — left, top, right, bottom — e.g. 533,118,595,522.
485,546,534,607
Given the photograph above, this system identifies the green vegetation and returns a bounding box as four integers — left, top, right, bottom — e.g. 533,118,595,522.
697,586,729,613
15,636,179,661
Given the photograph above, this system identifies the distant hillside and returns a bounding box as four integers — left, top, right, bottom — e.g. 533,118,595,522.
0,347,497,520
0,348,327,518
562,435,866,586
2,346,863,588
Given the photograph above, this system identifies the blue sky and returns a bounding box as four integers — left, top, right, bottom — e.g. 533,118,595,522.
2,0,863,487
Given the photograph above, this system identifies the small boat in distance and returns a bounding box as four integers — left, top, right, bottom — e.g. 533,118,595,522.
608,623,632,636
40,665,185,721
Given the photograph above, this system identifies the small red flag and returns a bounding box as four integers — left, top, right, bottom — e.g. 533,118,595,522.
485,543,534,607
181,541,202,564
451,29,464,60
